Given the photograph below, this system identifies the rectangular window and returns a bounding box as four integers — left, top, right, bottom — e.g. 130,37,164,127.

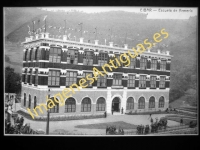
113,74,122,86
29,69,32,84
66,71,77,86
140,57,147,70
97,74,107,87
98,53,108,66
128,74,135,87
83,51,93,65
67,49,78,64
83,72,93,87
159,76,165,88
35,69,38,85
25,69,28,83
129,58,136,68
160,60,166,71
49,47,61,63
139,75,146,88
151,59,157,70
48,70,60,86
150,76,156,88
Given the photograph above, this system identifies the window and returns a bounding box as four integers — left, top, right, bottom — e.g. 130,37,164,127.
113,74,122,86
98,52,108,66
30,69,32,84
65,98,76,112
48,70,60,86
129,58,136,68
49,47,61,63
66,71,77,86
150,76,156,88
126,97,134,110
35,69,38,85
83,51,93,65
159,76,165,88
96,97,106,111
140,57,147,70
48,97,59,113
138,97,145,109
83,72,93,87
159,96,165,108
160,60,166,71
25,69,28,83
113,54,122,67
151,59,157,70
139,75,146,88
149,97,155,108
34,96,37,109
67,49,78,64
28,95,31,109
81,97,91,112
128,74,135,87
24,93,26,107
97,74,107,87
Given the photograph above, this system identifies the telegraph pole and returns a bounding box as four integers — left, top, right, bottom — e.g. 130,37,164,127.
46,89,50,135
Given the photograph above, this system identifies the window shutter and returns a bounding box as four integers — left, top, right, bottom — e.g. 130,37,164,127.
45,49,49,60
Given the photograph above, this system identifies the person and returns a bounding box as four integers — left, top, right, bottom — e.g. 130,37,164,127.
104,111,107,118
155,117,158,123
151,117,154,124
121,107,124,114
106,126,108,134
180,118,183,126
112,108,114,115
121,128,124,135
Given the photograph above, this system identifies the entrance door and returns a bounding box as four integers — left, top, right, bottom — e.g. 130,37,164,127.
112,97,120,112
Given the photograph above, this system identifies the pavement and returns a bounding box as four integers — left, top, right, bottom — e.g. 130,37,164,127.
16,112,180,135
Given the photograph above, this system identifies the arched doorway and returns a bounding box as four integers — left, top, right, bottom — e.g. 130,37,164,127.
112,97,120,112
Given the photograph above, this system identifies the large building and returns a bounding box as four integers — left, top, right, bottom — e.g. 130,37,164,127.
21,32,172,117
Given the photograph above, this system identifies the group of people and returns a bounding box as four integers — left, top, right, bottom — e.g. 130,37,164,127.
136,125,150,134
106,125,124,135
136,114,168,134
5,116,39,134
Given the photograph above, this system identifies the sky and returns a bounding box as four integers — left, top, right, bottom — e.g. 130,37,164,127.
40,7,198,19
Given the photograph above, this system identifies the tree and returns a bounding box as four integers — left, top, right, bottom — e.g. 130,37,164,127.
5,66,21,96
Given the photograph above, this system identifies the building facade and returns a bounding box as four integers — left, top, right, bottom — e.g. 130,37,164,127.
21,32,172,117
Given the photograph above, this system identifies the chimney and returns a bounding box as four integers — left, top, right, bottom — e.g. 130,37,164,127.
40,33,44,38
63,35,67,41
94,40,98,45
25,37,29,42
124,44,128,49
30,36,33,40
157,49,160,54
109,42,113,47
35,34,39,39
80,37,84,43
44,32,49,38
147,47,151,52
166,51,170,55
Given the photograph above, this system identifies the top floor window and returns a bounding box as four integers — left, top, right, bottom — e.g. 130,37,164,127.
113,74,122,86
83,51,93,65
140,57,147,70
67,49,78,64
98,52,108,66
151,59,157,70
160,60,166,71
49,47,61,63
129,58,136,69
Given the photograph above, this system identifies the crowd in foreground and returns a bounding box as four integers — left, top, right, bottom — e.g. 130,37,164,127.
106,126,124,135
5,116,43,134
